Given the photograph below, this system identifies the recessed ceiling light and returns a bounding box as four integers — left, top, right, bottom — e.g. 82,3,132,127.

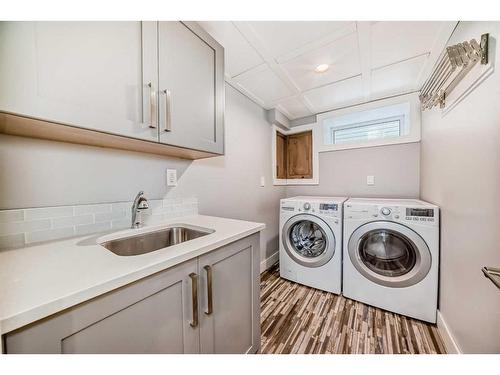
314,64,330,73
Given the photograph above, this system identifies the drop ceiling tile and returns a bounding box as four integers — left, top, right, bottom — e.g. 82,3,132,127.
371,54,428,98
233,64,295,105
280,32,361,91
370,21,445,69
197,21,263,77
303,76,364,112
247,21,354,60
276,97,313,120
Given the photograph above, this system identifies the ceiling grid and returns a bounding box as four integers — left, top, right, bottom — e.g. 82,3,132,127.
198,21,458,120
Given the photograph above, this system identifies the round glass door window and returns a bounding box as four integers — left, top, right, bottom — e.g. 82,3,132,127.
288,220,328,258
358,229,417,277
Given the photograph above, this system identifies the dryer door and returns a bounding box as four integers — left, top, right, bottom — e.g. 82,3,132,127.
282,214,336,268
348,221,432,288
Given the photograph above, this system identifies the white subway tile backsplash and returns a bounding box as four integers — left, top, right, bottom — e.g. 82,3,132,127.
26,227,75,244
111,202,130,213
52,215,94,229
0,233,25,250
0,210,24,223
148,199,163,210
0,197,197,249
25,206,74,220
75,222,112,236
74,204,112,215
0,219,51,236
111,218,132,230
95,211,128,223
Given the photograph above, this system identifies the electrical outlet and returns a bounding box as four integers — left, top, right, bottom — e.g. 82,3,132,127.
367,175,375,185
166,169,177,187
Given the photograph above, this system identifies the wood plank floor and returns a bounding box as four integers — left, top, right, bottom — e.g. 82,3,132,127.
260,264,446,354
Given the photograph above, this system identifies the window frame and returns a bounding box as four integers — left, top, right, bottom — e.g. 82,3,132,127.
330,114,404,145
316,93,421,153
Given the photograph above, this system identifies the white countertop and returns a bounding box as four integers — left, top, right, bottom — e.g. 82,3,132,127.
0,215,265,337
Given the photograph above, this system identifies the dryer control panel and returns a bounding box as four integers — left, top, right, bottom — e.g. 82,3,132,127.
345,203,439,226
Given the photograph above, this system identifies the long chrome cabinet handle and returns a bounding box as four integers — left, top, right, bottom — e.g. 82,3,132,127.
189,272,199,328
163,89,172,132
148,82,157,129
204,265,213,315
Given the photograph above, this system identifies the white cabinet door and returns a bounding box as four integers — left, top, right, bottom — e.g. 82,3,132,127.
157,22,224,154
0,21,157,141
5,258,200,354
198,234,261,354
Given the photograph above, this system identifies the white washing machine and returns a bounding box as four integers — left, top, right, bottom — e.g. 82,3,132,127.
343,198,439,323
279,196,347,294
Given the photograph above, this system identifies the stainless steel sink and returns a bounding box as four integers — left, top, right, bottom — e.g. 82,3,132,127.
101,226,213,256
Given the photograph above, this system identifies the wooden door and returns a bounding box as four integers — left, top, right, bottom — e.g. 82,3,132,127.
198,234,261,354
157,22,224,154
5,259,200,354
0,21,158,141
276,131,288,179
287,130,313,179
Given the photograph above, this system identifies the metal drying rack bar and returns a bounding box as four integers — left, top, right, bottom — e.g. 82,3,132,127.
482,266,500,289
419,33,489,110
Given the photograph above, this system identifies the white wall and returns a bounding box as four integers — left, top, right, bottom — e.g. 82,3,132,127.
286,142,420,199
420,21,500,353
0,84,286,263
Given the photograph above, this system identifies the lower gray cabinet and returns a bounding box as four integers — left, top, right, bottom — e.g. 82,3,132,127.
3,233,260,354
198,233,260,354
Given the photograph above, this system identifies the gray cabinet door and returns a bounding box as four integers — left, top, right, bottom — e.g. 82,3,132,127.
0,21,157,141
198,234,261,353
4,258,200,354
157,22,224,154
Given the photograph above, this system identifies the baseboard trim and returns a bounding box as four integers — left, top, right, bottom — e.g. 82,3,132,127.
437,310,462,354
260,251,279,273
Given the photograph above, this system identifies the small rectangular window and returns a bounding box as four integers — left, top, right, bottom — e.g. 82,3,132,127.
332,116,402,145
319,99,418,151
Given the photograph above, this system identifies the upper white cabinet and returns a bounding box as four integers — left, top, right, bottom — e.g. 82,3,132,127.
0,21,224,156
156,22,224,154
0,21,157,142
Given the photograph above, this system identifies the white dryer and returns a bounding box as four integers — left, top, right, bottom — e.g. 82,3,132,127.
279,196,347,294
343,198,439,323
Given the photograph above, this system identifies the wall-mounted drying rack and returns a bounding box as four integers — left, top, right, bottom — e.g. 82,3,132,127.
482,266,500,290
419,33,489,110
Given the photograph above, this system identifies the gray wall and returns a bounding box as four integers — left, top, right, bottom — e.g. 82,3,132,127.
286,142,420,199
166,84,286,261
0,84,286,262
420,21,500,353
0,134,191,209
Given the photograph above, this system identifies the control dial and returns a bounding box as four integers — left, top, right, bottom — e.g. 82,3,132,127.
303,202,311,210
381,207,392,216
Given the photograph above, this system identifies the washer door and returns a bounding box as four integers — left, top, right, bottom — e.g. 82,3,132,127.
282,214,335,268
348,221,431,288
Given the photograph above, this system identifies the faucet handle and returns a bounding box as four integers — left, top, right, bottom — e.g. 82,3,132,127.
137,199,149,210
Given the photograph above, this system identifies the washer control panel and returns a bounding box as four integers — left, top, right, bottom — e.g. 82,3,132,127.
281,200,341,217
381,207,392,216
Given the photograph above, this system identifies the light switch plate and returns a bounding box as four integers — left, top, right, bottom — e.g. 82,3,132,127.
367,175,375,185
260,176,265,187
166,169,177,187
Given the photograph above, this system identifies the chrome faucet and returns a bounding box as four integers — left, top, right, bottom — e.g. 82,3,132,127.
131,191,149,229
